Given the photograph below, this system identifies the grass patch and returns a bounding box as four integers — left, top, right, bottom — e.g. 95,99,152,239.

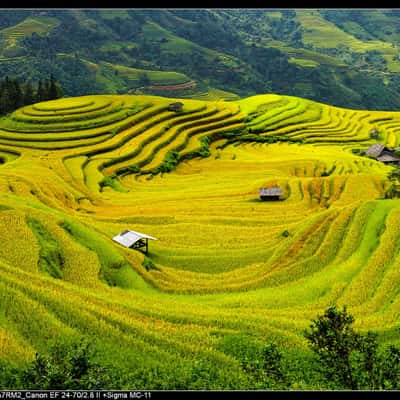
60,220,143,289
142,256,159,272
99,176,128,193
26,216,63,279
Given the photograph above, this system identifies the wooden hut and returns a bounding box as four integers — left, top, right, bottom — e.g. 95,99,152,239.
112,229,157,254
259,187,282,201
168,102,183,112
376,154,400,164
365,143,400,164
365,143,385,158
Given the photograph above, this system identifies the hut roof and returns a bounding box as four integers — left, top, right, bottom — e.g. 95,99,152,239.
168,102,183,111
259,187,283,196
376,154,400,163
365,143,385,158
112,229,157,248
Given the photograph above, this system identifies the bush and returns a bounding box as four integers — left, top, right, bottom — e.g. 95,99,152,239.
152,150,180,174
99,176,127,192
304,305,400,390
304,305,362,389
217,334,288,388
142,256,159,271
1,339,110,390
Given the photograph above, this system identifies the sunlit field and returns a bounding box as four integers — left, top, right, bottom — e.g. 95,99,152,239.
1,93,400,388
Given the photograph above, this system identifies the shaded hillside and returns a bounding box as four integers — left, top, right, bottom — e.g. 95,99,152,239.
1,9,400,109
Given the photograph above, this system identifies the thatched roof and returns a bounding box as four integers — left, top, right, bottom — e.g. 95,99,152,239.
376,154,400,163
365,143,385,158
259,187,283,196
168,102,183,111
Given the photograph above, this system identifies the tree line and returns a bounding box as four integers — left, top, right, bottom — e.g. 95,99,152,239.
0,75,63,116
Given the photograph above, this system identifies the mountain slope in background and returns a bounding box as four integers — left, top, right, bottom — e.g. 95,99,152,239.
1,9,400,109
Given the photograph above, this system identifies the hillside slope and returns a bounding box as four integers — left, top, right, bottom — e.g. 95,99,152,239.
1,93,400,388
1,9,400,109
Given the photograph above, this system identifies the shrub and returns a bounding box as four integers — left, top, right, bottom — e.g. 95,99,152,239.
217,334,288,388
152,151,181,174
99,176,127,192
142,256,159,271
304,305,361,389
304,305,400,390
20,339,109,390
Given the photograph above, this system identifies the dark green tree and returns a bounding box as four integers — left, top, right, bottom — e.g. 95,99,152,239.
9,78,23,110
0,76,13,114
305,305,400,390
304,305,360,389
138,72,150,87
36,79,46,103
44,78,51,101
48,74,60,100
354,331,380,389
380,345,400,389
22,81,35,105
262,343,287,384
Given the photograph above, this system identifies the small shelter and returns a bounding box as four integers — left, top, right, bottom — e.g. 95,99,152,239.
112,229,157,254
259,187,282,201
365,143,385,158
377,154,400,163
168,102,183,112
365,143,400,164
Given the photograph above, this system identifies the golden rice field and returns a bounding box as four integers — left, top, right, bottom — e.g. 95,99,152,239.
1,93,400,387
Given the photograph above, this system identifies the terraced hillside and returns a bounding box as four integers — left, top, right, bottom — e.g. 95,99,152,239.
1,93,400,388
0,16,59,59
6,9,400,111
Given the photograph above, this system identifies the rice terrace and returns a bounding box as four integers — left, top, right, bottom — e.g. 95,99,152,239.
3,7,400,391
1,90,400,389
